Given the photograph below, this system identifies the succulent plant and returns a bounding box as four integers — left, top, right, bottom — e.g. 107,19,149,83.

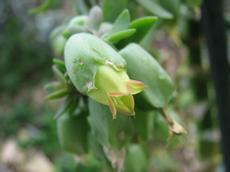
64,33,144,118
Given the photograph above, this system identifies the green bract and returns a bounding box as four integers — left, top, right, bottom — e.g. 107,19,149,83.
64,33,144,118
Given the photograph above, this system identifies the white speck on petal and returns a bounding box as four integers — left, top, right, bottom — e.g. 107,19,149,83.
105,60,113,66
86,81,94,91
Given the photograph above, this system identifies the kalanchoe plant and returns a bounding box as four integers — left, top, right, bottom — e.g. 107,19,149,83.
46,6,186,171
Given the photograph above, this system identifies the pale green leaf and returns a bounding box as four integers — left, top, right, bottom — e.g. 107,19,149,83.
104,29,136,44
57,112,89,154
88,98,135,148
102,9,130,39
119,44,174,108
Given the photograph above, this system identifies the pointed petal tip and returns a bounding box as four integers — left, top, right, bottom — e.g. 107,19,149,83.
130,110,136,117
126,80,145,95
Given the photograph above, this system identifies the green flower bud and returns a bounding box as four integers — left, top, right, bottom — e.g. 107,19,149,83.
64,33,144,118
88,65,144,118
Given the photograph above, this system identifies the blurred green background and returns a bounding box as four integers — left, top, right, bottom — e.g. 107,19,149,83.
0,0,229,172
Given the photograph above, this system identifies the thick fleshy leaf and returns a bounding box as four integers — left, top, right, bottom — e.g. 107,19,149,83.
134,109,155,141
153,110,169,141
104,29,136,44
53,58,66,72
86,6,103,30
120,43,174,108
46,88,68,100
88,98,135,148
102,9,130,39
45,81,63,94
88,133,107,161
52,65,66,84
136,0,173,19
118,17,158,46
63,16,88,38
50,26,66,56
98,22,113,37
54,96,79,119
57,112,89,154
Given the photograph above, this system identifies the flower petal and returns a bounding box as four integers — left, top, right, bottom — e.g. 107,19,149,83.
110,95,135,116
108,95,117,119
126,80,145,95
